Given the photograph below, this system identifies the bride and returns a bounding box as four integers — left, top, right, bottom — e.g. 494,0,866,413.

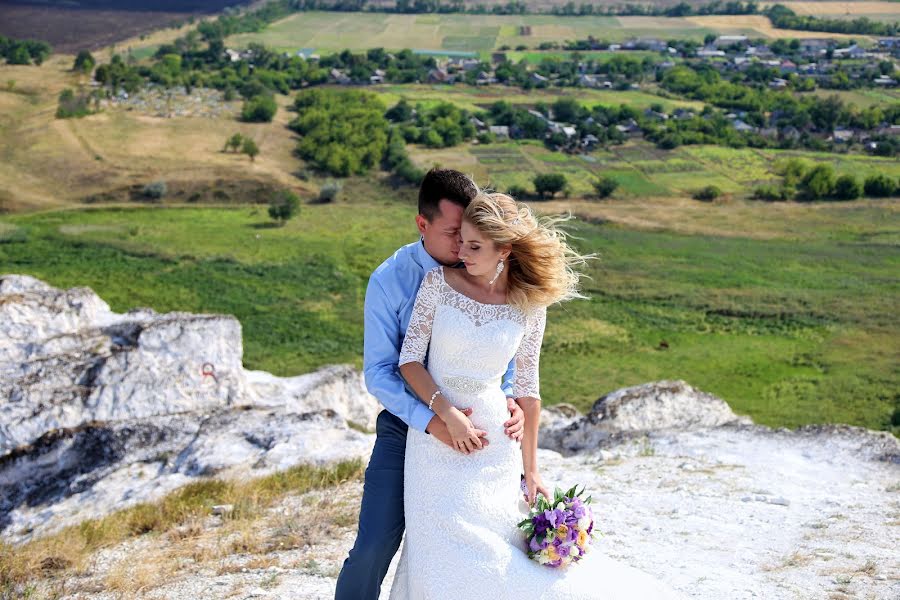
389,192,687,599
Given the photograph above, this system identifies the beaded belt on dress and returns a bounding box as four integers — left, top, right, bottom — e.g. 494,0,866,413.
441,374,491,394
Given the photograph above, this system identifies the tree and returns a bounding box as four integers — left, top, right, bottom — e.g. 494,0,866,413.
692,185,722,201
592,176,619,198
386,99,413,122
832,174,861,200
268,189,300,224
241,94,277,123
799,164,836,200
224,133,243,153
533,173,567,199
7,45,31,65
242,137,260,162
290,89,389,177
551,97,580,123
73,50,95,74
863,174,896,197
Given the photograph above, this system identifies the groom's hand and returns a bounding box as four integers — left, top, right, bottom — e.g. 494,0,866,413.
503,397,525,442
427,410,489,452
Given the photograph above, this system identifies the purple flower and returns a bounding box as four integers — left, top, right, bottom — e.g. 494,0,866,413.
557,544,571,558
532,514,550,536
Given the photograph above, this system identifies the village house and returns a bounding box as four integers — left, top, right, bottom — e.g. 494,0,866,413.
799,39,833,57
830,128,855,143
330,68,351,85
489,125,510,139
714,35,748,48
697,46,726,58
476,71,497,85
616,118,642,137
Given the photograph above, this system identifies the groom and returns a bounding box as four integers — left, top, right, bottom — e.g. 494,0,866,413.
335,168,525,599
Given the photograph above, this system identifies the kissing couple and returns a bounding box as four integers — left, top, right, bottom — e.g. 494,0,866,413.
335,169,686,599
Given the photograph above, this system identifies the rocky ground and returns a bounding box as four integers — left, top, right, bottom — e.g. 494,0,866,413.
3,274,899,599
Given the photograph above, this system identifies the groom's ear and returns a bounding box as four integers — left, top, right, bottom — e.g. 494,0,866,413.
415,214,429,236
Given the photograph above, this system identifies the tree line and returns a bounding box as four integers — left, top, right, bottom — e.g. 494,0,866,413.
0,36,51,66
764,4,899,37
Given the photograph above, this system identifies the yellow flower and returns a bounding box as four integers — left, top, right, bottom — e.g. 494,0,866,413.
547,546,559,561
577,530,588,547
557,524,568,535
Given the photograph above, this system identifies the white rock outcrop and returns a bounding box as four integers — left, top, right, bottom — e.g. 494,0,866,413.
0,274,379,543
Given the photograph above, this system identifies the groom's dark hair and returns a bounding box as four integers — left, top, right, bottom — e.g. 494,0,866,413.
418,168,478,222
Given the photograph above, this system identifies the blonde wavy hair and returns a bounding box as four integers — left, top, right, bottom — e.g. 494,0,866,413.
463,191,592,312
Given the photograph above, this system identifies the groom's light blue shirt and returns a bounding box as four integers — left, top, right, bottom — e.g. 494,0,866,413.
364,239,516,433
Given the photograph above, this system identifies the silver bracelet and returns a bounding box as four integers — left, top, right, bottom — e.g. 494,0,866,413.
428,389,443,411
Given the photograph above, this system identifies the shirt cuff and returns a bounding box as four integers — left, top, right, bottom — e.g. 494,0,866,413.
410,402,436,434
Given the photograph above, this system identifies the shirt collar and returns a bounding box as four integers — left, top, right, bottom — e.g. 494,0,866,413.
415,237,441,272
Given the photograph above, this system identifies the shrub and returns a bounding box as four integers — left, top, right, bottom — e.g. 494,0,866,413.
476,132,494,145
224,132,243,153
56,88,92,119
241,94,277,123
798,164,836,200
592,176,619,199
533,173,567,199
241,138,260,161
268,190,300,223
318,180,343,203
506,184,529,199
394,159,425,185
142,181,167,200
752,184,790,201
692,185,721,201
73,50,95,74
832,174,861,201
863,174,896,197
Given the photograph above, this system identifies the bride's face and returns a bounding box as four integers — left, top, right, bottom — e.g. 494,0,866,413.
458,220,509,280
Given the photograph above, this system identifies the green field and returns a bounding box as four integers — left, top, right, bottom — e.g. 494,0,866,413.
809,88,900,109
408,139,900,199
1,191,897,437
227,12,735,54
372,83,704,113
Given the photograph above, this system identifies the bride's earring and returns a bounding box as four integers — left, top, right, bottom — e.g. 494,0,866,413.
488,259,504,285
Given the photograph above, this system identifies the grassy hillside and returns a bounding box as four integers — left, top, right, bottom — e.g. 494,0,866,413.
0,56,306,213
1,190,897,436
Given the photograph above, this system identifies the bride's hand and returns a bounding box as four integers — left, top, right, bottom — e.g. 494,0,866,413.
445,407,486,455
524,472,551,506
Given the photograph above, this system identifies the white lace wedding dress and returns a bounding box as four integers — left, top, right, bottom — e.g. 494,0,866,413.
389,266,686,600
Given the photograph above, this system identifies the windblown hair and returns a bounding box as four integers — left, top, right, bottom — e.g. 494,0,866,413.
463,191,592,311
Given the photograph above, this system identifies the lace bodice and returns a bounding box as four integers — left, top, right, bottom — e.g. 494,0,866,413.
398,266,546,400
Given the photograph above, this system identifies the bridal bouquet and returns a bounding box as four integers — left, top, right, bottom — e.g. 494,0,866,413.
517,484,597,568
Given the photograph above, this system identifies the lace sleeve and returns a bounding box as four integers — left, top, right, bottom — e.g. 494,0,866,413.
398,267,442,367
513,305,547,399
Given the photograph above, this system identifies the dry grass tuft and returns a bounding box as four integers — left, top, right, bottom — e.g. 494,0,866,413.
0,459,363,594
